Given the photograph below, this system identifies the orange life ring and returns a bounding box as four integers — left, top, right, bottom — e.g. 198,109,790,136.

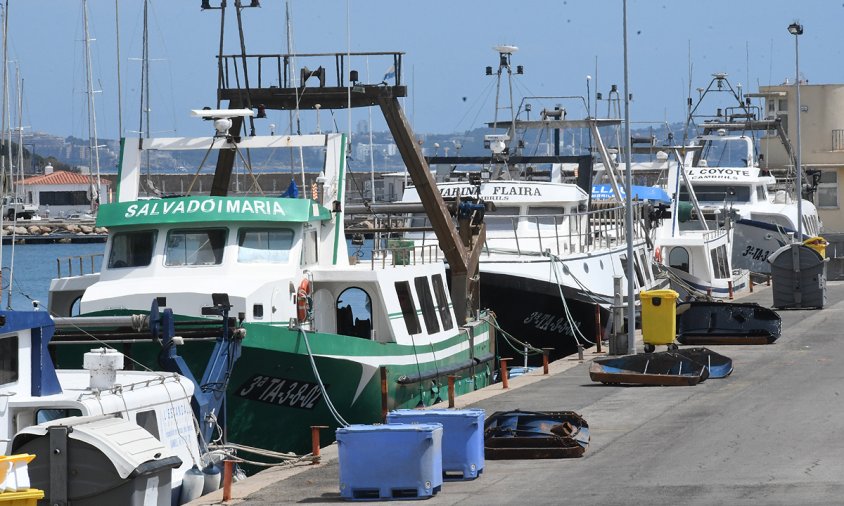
297,278,311,322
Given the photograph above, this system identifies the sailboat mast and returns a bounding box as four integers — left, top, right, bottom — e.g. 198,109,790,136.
7,66,20,309
82,0,101,213
114,0,122,137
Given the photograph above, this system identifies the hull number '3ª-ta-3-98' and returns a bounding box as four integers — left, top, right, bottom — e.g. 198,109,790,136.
236,374,325,409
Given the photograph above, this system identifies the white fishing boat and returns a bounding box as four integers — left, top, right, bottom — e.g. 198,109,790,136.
47,109,494,456
396,47,662,361
684,131,820,274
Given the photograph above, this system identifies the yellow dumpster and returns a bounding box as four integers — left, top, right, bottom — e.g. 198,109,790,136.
640,289,679,353
803,236,828,258
0,489,44,506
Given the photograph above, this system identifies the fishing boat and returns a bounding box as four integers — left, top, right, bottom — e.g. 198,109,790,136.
394,47,662,363
47,124,494,456
679,74,821,275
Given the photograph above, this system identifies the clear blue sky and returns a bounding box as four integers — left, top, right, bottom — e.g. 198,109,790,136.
4,0,841,142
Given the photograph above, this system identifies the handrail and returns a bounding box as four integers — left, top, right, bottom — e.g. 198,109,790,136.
56,253,103,279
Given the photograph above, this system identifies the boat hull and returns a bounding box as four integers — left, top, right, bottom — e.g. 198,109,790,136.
51,317,493,456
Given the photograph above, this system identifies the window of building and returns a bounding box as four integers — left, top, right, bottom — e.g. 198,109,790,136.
668,247,690,273
336,287,372,339
165,229,226,266
414,276,440,334
238,228,294,263
394,281,421,335
778,99,788,111
431,274,453,331
817,170,838,208
39,191,89,206
108,230,156,269
0,334,17,385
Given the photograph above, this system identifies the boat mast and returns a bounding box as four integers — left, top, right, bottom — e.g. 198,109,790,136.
7,66,21,308
82,0,101,214
0,0,7,307
114,0,122,137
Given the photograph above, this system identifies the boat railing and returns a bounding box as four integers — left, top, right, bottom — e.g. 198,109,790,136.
56,254,103,279
367,243,441,270
409,202,649,257
217,51,404,90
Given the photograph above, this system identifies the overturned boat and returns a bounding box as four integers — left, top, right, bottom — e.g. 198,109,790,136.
484,410,590,459
676,301,781,345
589,352,709,386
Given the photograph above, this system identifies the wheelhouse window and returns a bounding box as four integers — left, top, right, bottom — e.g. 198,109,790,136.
238,228,294,263
431,274,453,331
679,185,751,203
336,287,372,339
484,206,520,231
527,207,563,226
414,276,440,334
108,230,156,269
394,281,421,335
165,228,227,266
668,247,690,273
0,334,17,385
710,245,730,279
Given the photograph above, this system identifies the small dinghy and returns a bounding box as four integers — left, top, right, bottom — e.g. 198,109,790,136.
676,301,781,345
484,410,590,459
589,352,709,386
673,347,733,379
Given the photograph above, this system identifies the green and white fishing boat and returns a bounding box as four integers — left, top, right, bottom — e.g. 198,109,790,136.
48,120,494,455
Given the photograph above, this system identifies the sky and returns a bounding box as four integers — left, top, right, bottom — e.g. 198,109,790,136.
3,0,843,143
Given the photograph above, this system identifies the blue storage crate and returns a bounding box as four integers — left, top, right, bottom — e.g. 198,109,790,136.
336,423,443,501
387,409,485,480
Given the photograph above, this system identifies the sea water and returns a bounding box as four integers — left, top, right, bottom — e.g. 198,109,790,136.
0,242,105,311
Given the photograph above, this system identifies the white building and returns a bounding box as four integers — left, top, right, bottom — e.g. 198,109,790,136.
20,165,109,218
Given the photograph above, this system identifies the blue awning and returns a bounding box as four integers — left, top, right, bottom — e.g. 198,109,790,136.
591,184,671,204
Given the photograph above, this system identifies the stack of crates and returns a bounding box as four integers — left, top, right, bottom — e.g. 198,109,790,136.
0,454,44,506
336,423,443,500
387,409,485,480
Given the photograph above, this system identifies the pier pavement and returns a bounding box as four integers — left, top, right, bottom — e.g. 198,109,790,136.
194,281,844,505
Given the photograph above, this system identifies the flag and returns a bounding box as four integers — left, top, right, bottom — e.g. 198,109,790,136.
382,65,396,82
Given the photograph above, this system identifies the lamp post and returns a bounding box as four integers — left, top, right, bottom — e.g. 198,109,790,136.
788,21,803,241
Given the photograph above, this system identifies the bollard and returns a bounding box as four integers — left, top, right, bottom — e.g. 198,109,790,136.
728,280,734,300
706,287,712,298
499,358,512,389
594,305,602,353
749,277,754,293
447,375,458,408
380,366,388,422
311,425,329,464
577,343,584,361
767,275,771,286
542,348,553,375
222,460,234,502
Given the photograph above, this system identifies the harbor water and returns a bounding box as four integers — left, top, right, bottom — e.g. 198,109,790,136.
0,242,104,311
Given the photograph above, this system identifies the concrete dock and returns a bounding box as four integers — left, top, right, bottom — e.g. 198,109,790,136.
194,281,844,505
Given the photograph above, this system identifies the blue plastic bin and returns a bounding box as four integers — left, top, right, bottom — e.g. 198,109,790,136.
387,409,485,480
336,423,443,501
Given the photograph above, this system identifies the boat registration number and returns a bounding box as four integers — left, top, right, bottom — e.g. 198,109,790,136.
741,246,772,262
236,374,324,409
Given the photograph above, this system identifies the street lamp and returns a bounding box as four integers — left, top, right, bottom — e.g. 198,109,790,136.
789,21,803,241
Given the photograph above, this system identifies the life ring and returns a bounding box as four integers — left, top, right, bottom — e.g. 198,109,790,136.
297,278,312,322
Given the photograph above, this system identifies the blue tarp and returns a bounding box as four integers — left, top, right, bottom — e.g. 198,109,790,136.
591,184,671,204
